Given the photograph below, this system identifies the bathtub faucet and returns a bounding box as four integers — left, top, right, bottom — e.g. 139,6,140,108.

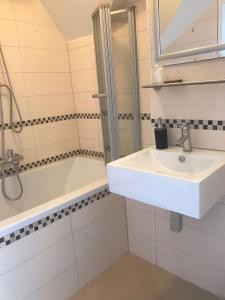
0,149,23,166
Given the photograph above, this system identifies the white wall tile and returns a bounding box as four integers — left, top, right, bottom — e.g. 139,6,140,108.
2,97,30,124
77,119,99,139
21,48,70,73
128,230,156,264
17,22,67,50
0,73,27,97
28,94,75,119
19,147,37,164
36,139,79,160
69,46,92,71
14,0,54,26
33,120,77,147
137,30,149,60
156,215,225,271
76,230,128,288
138,59,151,87
71,194,124,233
0,46,22,72
126,198,154,212
71,69,96,93
24,73,72,96
25,266,78,300
0,236,75,300
79,138,101,152
126,204,155,238
141,120,153,145
68,36,93,50
135,0,147,32
74,92,98,114
157,203,225,241
157,241,225,296
0,0,14,20
0,217,71,275
0,19,18,46
5,126,35,151
74,205,127,260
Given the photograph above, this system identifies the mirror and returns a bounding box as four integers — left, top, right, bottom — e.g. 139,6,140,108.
154,0,225,64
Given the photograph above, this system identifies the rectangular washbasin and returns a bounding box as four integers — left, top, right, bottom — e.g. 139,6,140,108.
107,146,225,218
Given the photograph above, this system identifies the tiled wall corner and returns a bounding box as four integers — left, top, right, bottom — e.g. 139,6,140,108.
71,193,128,288
0,0,79,164
68,36,103,153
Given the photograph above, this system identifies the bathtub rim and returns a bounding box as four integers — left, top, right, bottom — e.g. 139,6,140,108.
0,155,108,237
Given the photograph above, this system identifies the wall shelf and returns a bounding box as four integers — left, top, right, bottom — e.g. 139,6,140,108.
142,79,225,91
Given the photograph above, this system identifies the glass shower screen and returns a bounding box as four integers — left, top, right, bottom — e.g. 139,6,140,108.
92,4,141,163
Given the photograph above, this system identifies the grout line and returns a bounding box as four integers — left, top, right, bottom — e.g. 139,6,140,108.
22,264,77,300
66,41,81,149
156,239,225,273
0,234,72,277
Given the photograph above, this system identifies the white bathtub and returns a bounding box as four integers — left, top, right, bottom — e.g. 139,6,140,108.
0,156,128,300
0,157,107,238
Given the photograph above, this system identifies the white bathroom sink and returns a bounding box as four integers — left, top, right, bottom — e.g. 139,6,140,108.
107,146,225,219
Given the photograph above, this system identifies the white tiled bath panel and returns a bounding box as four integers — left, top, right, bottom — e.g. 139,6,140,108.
0,194,127,300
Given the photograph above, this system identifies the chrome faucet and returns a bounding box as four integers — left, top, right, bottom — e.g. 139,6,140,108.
176,122,192,152
0,149,23,166
6,149,23,165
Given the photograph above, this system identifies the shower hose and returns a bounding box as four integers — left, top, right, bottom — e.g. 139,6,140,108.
0,44,24,201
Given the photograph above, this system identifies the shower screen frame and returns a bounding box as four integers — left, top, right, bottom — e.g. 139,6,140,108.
92,4,141,163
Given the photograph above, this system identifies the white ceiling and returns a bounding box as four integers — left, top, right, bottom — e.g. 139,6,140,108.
41,0,128,41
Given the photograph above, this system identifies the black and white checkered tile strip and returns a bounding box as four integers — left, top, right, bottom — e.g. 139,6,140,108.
0,149,104,178
0,114,77,130
0,187,110,249
0,112,138,130
76,113,100,119
151,118,225,130
141,113,151,120
118,113,133,120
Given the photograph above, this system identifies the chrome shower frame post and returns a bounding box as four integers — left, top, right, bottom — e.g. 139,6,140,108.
92,4,120,163
128,6,142,151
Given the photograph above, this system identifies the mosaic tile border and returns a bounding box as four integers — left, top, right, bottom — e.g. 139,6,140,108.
3,112,225,132
0,149,104,178
0,114,77,130
0,187,110,249
77,113,100,119
151,118,225,131
141,113,151,120
0,112,153,130
118,113,133,120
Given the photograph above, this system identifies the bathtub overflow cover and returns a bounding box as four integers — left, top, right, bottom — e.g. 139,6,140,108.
178,155,186,163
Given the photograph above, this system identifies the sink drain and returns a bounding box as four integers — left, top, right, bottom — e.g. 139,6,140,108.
178,155,186,163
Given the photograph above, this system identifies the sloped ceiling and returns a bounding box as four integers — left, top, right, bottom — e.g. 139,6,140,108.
41,0,128,41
